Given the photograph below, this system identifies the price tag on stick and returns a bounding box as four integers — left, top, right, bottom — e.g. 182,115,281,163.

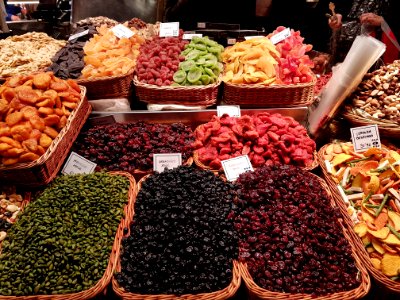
217,105,241,117
68,29,89,41
160,22,180,37
153,153,182,173
269,27,291,44
350,124,381,152
111,24,134,39
222,155,254,182
62,152,97,175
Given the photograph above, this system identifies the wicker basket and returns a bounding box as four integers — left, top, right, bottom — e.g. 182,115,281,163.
240,174,370,300
0,86,91,187
222,79,315,108
112,174,241,300
0,171,137,300
133,76,221,107
77,70,135,100
342,110,400,139
317,144,400,293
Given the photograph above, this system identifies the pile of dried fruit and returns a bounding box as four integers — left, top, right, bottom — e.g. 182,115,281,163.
233,165,360,295
268,26,314,84
194,113,315,170
0,173,129,296
0,187,24,244
322,142,400,278
81,24,144,79
135,33,187,86
73,16,119,30
172,36,224,86
74,122,194,172
345,60,400,123
116,166,237,294
0,72,82,166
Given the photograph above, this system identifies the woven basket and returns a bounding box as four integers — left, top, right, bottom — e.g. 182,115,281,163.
240,174,370,300
112,174,241,300
133,76,221,107
0,171,137,300
0,86,91,187
342,110,400,139
77,70,134,100
222,79,315,108
317,144,400,293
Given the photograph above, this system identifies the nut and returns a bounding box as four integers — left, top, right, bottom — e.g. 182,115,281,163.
371,89,379,96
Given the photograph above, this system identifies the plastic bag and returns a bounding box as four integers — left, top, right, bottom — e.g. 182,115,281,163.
89,98,131,112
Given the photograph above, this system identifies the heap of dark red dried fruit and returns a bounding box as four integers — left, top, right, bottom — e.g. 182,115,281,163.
116,166,238,295
74,122,194,172
232,164,360,295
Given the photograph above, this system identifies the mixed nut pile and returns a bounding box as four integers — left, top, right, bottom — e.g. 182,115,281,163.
0,187,24,243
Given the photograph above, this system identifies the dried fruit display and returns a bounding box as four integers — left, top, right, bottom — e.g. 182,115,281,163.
172,36,224,86
222,37,279,84
136,33,188,86
322,142,400,279
81,24,145,79
116,166,237,295
268,26,314,84
0,186,24,244
0,173,129,296
233,165,360,295
345,60,400,123
74,122,194,172
0,72,82,166
73,16,119,29
193,113,315,170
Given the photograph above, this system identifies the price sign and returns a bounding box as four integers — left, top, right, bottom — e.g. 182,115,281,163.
269,27,291,44
227,38,236,45
197,22,206,29
62,152,97,175
183,33,203,40
244,36,265,40
68,29,89,41
153,153,182,173
160,22,180,37
221,155,253,182
217,105,241,117
88,115,116,126
350,124,381,152
111,24,134,39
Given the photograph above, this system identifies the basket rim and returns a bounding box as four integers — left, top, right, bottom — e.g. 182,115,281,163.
317,142,400,293
223,77,316,89
133,75,221,91
0,171,137,300
342,110,400,129
77,69,135,84
111,173,241,300
239,173,371,300
0,86,88,171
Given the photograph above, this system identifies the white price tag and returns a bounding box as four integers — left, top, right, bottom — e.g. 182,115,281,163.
68,29,89,41
160,22,180,37
269,27,291,44
111,24,134,39
197,22,206,29
183,33,203,40
153,153,182,173
221,155,253,182
350,125,381,153
62,152,97,175
217,105,241,117
244,36,265,40
227,38,236,45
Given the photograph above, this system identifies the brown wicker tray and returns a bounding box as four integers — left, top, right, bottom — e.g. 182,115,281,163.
0,86,91,187
317,144,400,293
239,174,370,300
77,70,135,100
0,171,137,300
222,79,315,108
112,174,241,300
342,110,400,139
133,76,221,107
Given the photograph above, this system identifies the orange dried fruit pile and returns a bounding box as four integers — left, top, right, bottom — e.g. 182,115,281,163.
81,24,145,79
323,142,400,279
0,72,81,166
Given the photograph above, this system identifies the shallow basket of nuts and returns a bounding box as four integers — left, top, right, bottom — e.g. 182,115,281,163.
0,73,92,186
342,60,400,138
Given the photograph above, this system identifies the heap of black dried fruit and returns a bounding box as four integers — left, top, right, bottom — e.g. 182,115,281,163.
116,166,238,295
233,165,360,295
74,122,194,172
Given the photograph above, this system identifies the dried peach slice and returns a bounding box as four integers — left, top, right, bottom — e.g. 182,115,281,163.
354,223,368,237
372,238,386,254
18,152,40,163
371,257,382,270
5,112,23,127
43,126,59,139
382,234,400,246
388,211,400,231
381,254,400,276
33,73,52,90
368,227,390,240
39,133,53,148
2,157,19,165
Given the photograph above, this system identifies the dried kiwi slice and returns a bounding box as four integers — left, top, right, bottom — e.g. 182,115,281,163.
179,60,196,72
187,66,202,83
196,57,206,65
186,49,201,60
200,74,211,85
194,43,207,51
204,67,217,78
182,48,193,56
207,46,222,55
173,70,187,84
